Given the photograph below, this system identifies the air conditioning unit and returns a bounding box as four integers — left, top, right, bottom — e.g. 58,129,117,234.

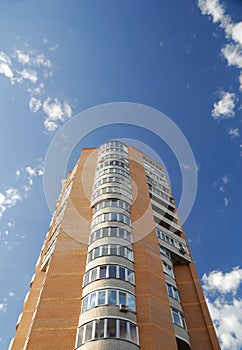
179,246,186,255
119,304,129,312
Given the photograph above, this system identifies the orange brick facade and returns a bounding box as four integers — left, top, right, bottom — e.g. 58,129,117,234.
10,144,220,350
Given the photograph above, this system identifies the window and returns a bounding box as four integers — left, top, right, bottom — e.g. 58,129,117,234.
159,245,171,259
108,290,117,305
120,320,128,339
81,289,136,313
107,318,116,337
98,291,105,305
109,265,117,278
83,265,135,286
90,227,132,243
87,244,134,263
100,266,107,279
171,308,187,329
91,212,131,227
89,292,96,308
162,261,174,278
76,318,139,346
129,323,137,343
85,321,93,341
95,318,104,338
166,283,180,301
119,267,125,280
94,199,129,213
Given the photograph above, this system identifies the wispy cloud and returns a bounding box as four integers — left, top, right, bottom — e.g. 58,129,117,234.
212,91,237,119
15,49,52,68
0,44,73,132
224,197,229,207
222,175,228,185
198,0,242,54
15,69,38,84
228,127,240,138
0,303,7,313
202,267,242,350
43,98,72,131
0,161,44,220
198,0,242,120
239,72,242,92
0,188,22,219
29,97,42,113
0,51,14,80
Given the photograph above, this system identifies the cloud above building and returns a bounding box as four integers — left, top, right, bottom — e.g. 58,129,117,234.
202,267,242,350
211,92,237,119
0,44,73,132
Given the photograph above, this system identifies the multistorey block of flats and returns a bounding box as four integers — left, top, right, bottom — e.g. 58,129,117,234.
10,141,221,350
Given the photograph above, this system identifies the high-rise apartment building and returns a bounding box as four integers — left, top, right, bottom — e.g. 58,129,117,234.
10,141,220,350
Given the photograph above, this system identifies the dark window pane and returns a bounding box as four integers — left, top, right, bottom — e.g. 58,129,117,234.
119,291,126,305
95,230,101,239
102,227,109,237
77,327,84,346
89,292,96,308
84,273,89,286
82,297,88,312
119,228,125,238
91,267,97,281
120,320,128,339
85,322,93,341
167,284,173,297
119,267,125,280
102,245,108,256
108,290,117,305
107,318,116,338
110,245,116,255
119,246,125,257
98,291,106,305
172,309,181,326
110,227,117,236
95,319,104,338
111,212,117,221
127,270,134,284
109,265,116,278
100,266,107,278
128,294,135,311
130,323,137,343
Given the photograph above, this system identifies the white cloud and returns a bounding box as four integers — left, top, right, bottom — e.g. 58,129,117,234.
0,161,44,219
4,188,22,208
28,83,45,96
228,128,240,138
239,72,242,91
222,175,228,184
15,49,52,68
15,49,31,65
0,303,7,312
29,97,42,113
202,267,242,350
43,98,72,132
0,47,71,131
222,44,242,69
16,69,38,84
224,197,229,207
8,291,15,297
212,92,237,119
0,51,14,79
231,22,242,47
197,0,225,23
219,185,225,192
202,267,242,295
49,43,59,51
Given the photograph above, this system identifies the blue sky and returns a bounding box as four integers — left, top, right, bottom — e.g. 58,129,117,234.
0,0,241,349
